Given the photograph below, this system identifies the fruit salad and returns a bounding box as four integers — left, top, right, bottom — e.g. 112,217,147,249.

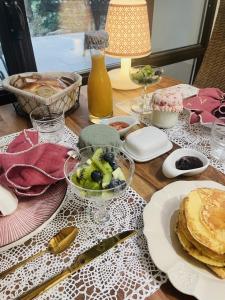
70,148,126,190
130,65,162,85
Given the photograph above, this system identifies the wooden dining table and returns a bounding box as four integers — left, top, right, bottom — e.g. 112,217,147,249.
0,76,225,300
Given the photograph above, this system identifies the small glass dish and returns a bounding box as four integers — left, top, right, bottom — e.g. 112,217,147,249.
100,115,139,137
64,145,135,224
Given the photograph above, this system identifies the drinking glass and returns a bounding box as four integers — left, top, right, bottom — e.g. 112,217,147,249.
30,105,65,143
129,65,162,115
210,121,225,161
64,145,135,224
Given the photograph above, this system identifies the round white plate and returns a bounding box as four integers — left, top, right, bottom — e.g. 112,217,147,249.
143,180,225,300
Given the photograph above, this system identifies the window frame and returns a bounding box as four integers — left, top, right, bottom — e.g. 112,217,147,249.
0,0,218,103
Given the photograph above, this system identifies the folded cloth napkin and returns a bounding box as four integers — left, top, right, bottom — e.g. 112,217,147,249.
0,130,70,196
183,87,225,125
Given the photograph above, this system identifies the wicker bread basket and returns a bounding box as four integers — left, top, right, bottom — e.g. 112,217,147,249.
3,72,82,114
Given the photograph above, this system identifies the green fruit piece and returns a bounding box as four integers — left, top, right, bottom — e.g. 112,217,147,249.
102,173,112,188
71,173,81,186
92,148,113,174
76,167,83,179
83,179,101,190
86,159,92,165
82,164,97,179
112,167,126,181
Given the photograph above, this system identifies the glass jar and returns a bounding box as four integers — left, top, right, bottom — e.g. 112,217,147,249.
85,31,113,123
88,48,113,123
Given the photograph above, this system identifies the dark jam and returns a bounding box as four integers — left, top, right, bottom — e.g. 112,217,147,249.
175,156,203,170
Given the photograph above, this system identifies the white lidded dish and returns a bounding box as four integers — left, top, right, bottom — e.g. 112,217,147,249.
122,126,173,162
162,148,209,178
101,115,139,137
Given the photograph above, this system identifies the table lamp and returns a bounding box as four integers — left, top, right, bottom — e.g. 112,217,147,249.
105,0,151,90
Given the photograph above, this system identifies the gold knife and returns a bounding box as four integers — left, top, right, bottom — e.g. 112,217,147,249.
16,230,137,300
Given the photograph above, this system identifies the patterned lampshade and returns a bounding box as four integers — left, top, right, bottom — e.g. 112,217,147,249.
105,0,151,58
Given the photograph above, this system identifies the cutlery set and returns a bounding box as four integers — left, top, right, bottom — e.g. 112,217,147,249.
0,227,136,300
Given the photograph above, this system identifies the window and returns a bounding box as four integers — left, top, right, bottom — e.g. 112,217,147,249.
24,0,118,73
0,42,7,81
151,0,206,52
134,0,218,82
163,59,195,83
147,0,207,82
0,0,218,103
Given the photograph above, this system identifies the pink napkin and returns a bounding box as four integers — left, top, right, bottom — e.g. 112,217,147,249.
183,88,225,124
0,130,70,196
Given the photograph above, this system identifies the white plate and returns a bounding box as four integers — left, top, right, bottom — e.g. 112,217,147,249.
143,180,225,300
122,140,173,162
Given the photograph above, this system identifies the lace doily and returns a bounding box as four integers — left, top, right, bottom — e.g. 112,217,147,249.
0,127,167,300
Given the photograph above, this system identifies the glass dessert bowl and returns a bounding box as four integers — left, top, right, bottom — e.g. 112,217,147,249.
129,65,163,116
64,145,135,224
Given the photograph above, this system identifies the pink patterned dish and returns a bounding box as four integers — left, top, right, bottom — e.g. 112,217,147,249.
0,180,67,252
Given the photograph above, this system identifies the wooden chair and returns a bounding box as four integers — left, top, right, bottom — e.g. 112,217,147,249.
194,0,225,91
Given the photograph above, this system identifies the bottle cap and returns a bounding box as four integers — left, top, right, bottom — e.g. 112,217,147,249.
84,30,109,50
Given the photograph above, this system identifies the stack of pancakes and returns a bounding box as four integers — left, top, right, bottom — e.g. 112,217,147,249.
176,188,225,278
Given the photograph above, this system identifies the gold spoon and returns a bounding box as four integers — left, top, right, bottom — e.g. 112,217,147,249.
0,226,79,279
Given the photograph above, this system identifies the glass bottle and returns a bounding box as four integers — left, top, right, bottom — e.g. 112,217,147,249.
85,31,113,123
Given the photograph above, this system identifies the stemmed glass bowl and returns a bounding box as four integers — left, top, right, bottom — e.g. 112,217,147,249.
64,145,135,224
129,65,163,115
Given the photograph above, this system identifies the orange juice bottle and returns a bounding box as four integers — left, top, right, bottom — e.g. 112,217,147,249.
85,31,113,123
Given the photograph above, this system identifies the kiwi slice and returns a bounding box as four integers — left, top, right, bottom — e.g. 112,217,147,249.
83,179,101,190
112,167,125,181
92,148,113,174
102,173,111,188
76,167,83,179
81,164,97,180
70,173,81,186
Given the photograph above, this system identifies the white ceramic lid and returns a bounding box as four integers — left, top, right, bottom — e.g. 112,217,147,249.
124,126,171,158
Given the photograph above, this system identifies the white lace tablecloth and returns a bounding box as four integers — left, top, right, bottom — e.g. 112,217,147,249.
116,83,225,174
0,128,167,300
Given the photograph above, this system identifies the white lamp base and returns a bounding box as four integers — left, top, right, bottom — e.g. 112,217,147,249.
108,68,140,90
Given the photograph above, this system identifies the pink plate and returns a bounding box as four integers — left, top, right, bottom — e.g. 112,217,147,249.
0,180,67,252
